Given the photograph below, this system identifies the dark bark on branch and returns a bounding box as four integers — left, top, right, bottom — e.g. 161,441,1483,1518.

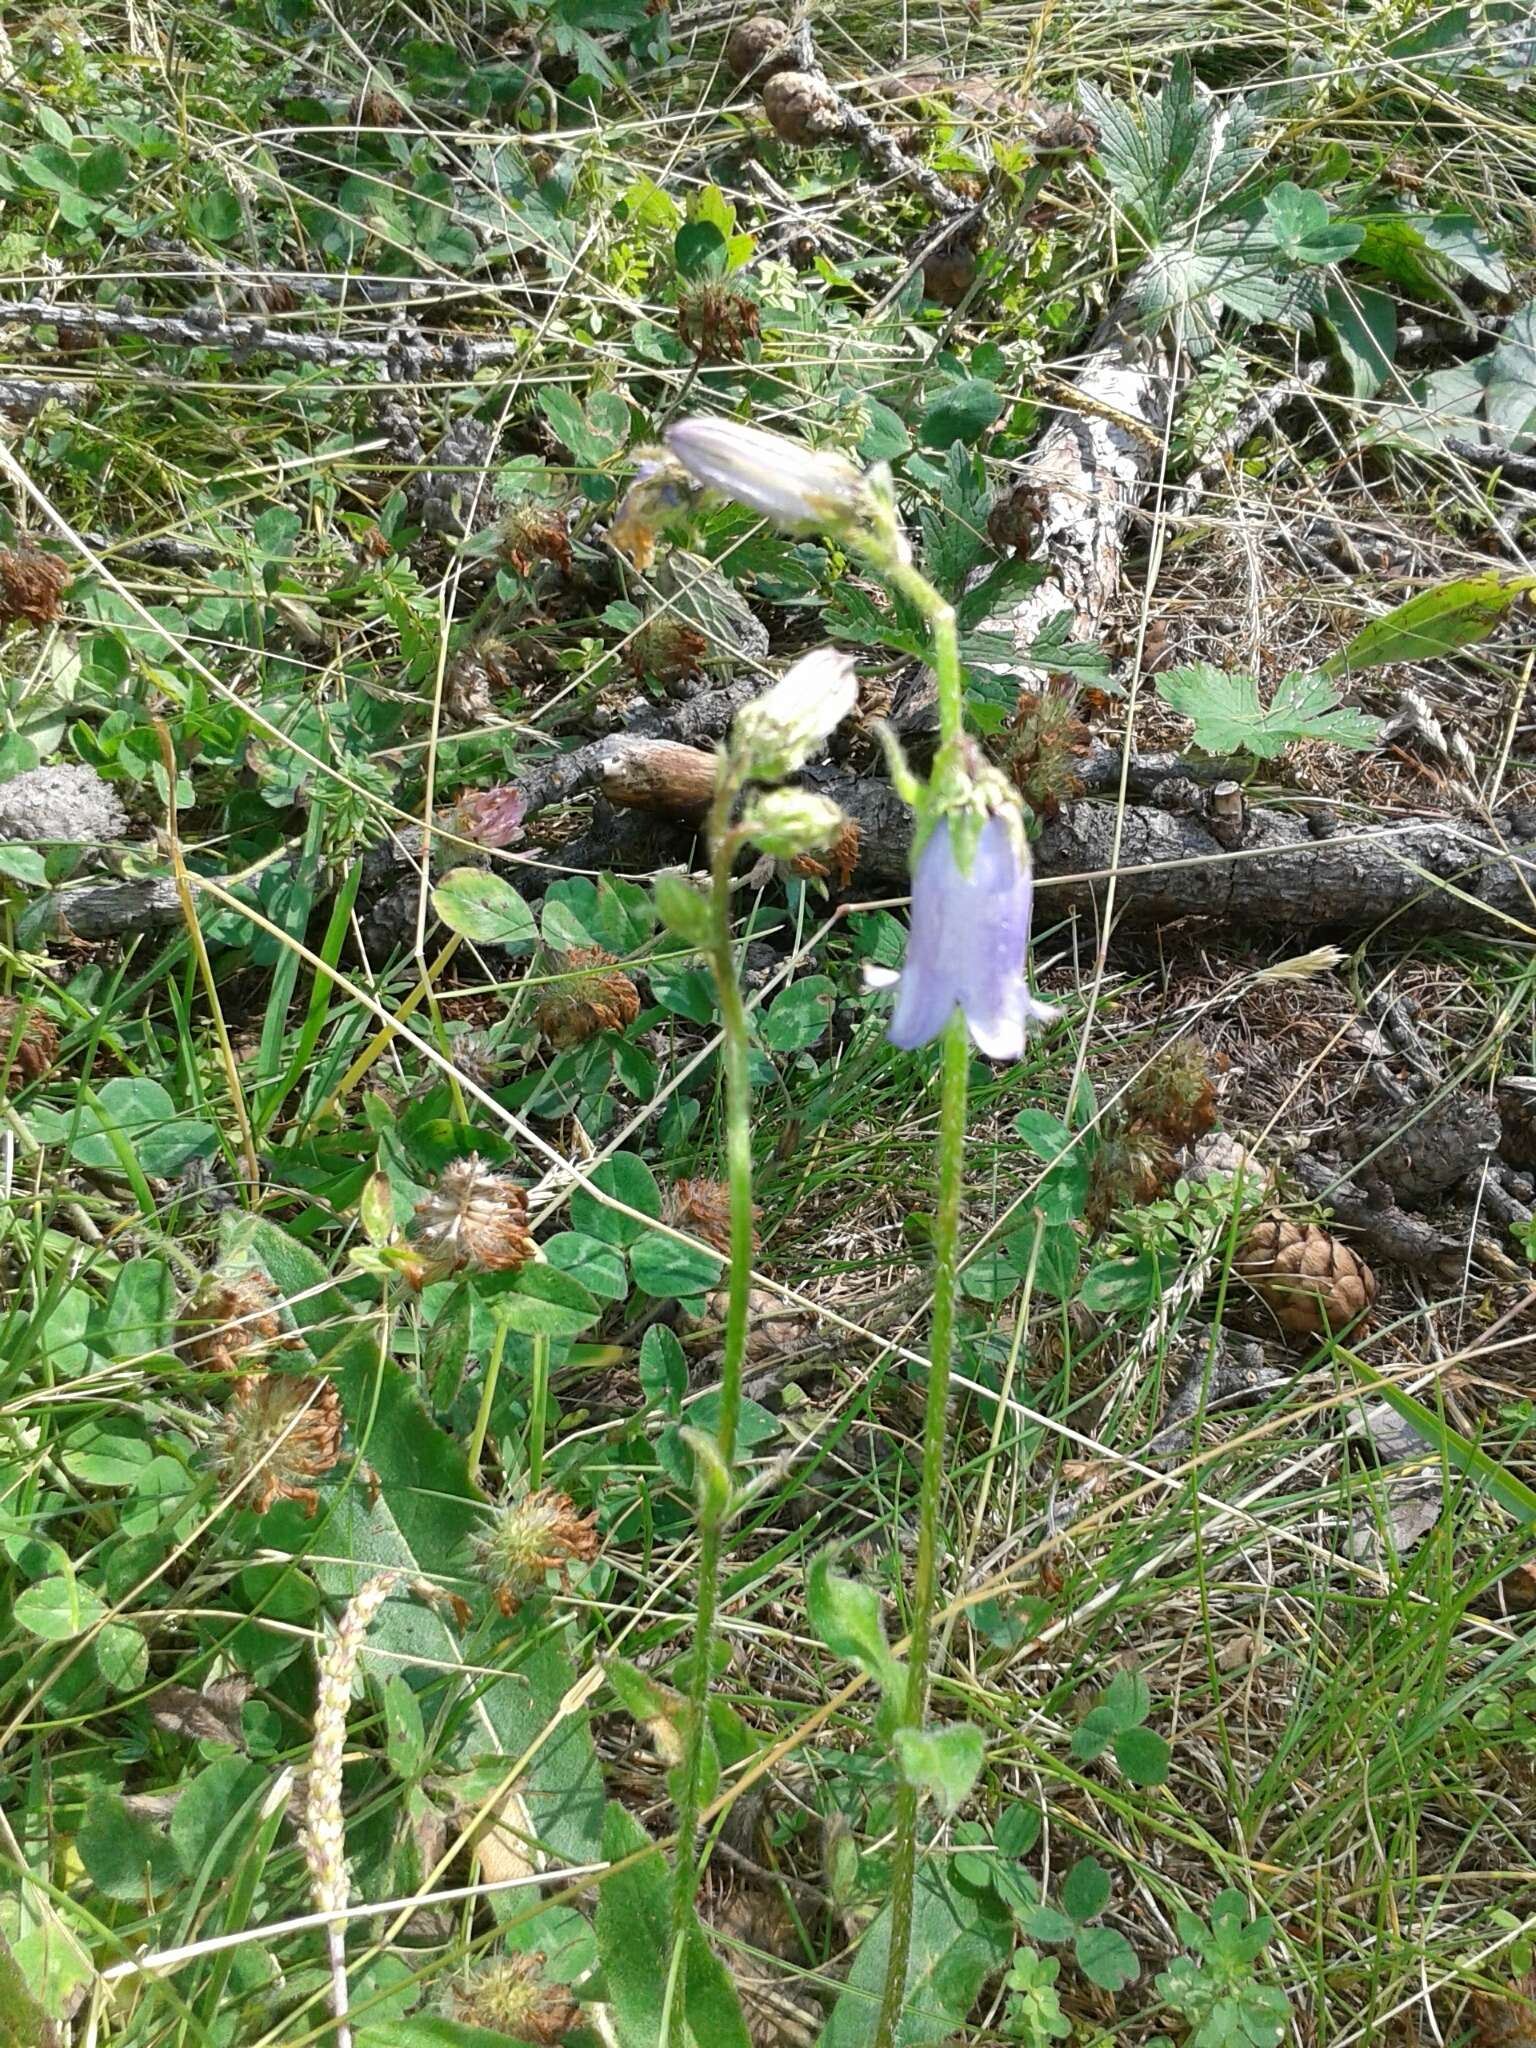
0,298,528,372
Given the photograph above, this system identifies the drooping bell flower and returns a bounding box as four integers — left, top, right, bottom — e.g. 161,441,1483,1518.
875,805,1056,1061
664,417,868,533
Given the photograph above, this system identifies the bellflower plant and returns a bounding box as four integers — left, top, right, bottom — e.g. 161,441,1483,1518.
662,413,1052,2048
645,630,855,2046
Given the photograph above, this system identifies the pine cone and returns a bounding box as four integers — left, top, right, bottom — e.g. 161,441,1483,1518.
762,70,844,144
724,14,794,81
1341,1085,1500,1202
1235,1218,1375,1337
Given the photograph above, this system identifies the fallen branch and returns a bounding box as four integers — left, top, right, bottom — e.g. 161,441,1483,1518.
0,298,527,372
893,301,1176,739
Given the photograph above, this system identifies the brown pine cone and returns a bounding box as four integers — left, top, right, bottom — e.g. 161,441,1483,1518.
1235,1218,1375,1338
762,70,845,144
724,14,794,81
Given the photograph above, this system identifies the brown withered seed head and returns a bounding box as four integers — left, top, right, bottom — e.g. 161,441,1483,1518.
922,243,979,307
0,546,70,627
221,1374,343,1517
500,504,573,580
762,69,844,144
987,481,1051,557
625,615,709,684
474,1489,600,1613
411,1156,536,1275
353,87,407,127
181,1270,293,1375
534,948,640,1050
1031,104,1099,156
789,815,862,890
443,1953,579,2043
0,998,59,1088
724,14,794,81
675,280,761,363
1123,1038,1217,1147
668,1176,759,1257
1003,689,1092,821
1085,1122,1175,1230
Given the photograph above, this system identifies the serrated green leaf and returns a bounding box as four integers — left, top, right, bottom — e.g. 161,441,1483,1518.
1157,662,1380,757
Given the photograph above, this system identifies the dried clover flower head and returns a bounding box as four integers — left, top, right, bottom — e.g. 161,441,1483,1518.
0,998,59,1088
1085,1123,1175,1230
790,815,862,889
625,615,708,684
1123,1037,1217,1146
411,1156,536,1276
668,1176,757,1257
221,1374,343,1517
499,503,573,579
353,86,407,126
474,1488,599,1613
0,545,70,626
181,1270,293,1374
675,280,761,363
443,1953,578,2044
534,949,640,1049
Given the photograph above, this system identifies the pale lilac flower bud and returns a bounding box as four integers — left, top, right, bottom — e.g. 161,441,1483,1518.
731,647,858,782
664,417,867,533
878,812,1057,1061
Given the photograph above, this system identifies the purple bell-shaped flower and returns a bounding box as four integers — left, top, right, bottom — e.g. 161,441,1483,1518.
878,812,1056,1060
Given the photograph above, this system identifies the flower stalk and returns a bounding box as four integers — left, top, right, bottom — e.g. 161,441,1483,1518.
654,416,1053,2048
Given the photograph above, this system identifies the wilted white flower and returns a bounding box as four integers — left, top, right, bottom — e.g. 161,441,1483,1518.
665,417,868,533
731,647,858,782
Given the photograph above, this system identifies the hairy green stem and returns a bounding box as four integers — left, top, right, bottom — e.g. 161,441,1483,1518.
872,563,969,2048
873,1013,969,2048
668,771,754,2028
